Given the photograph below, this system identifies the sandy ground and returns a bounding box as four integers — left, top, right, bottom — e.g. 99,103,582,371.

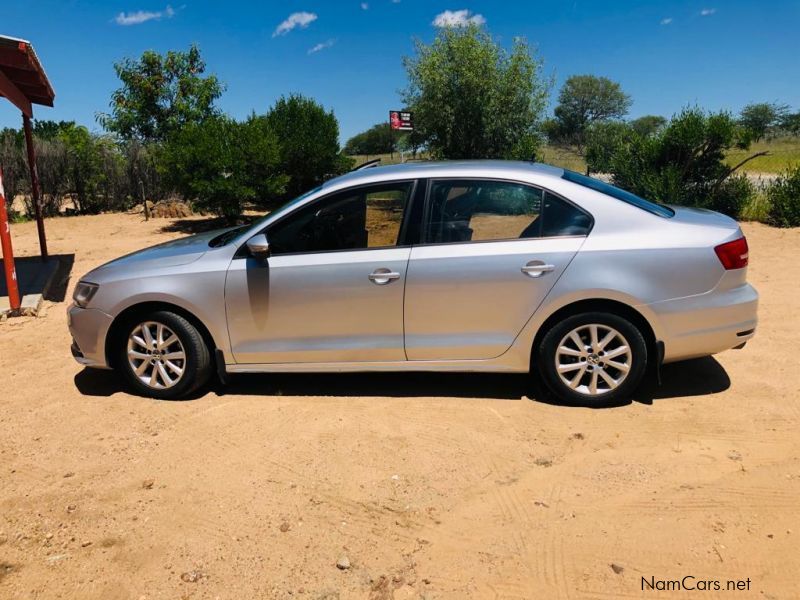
1,213,799,600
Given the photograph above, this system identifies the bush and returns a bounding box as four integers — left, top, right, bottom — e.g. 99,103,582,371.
766,166,800,227
344,123,396,156
266,94,351,201
704,174,754,219
603,108,756,210
161,115,286,218
585,121,635,174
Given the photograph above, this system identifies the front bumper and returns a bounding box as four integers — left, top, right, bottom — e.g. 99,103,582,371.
649,283,758,363
67,303,114,369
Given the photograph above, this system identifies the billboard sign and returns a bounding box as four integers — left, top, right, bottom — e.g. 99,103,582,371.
389,110,414,131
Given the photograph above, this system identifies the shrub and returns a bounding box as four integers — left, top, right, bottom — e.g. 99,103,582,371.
266,94,351,202
585,121,635,174
161,115,286,218
704,174,755,219
765,166,800,227
603,108,757,211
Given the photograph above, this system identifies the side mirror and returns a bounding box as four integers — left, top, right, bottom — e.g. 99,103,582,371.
246,233,270,260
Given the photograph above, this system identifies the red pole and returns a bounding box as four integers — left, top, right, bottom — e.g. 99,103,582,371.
0,166,22,311
22,113,48,261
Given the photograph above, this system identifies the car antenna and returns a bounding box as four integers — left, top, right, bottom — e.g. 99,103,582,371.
353,158,381,171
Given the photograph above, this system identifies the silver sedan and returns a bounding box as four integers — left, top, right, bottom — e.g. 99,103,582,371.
68,161,758,405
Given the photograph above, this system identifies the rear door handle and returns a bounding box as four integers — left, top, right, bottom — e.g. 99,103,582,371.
368,268,401,285
521,261,555,278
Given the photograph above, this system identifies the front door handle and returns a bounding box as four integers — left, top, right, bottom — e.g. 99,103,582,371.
521,261,555,278
368,268,401,285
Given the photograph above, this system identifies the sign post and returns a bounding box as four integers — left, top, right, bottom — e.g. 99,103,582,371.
0,166,21,311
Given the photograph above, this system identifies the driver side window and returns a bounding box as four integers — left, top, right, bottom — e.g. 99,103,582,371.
267,182,414,255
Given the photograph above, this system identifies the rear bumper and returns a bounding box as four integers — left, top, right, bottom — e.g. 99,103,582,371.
648,283,758,363
67,303,113,369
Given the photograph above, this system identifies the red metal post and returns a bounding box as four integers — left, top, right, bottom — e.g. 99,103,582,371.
22,113,48,261
0,166,22,311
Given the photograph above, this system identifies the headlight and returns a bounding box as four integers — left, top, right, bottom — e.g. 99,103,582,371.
73,281,99,308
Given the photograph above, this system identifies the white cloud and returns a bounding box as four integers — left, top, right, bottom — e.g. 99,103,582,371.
115,4,175,26
432,9,486,27
660,17,673,25
360,2,369,9
308,39,336,54
700,8,716,16
273,11,318,37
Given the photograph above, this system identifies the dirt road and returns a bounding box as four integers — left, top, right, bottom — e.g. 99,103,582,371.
1,214,798,599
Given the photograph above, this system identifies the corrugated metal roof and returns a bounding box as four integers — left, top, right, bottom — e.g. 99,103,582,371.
0,34,55,113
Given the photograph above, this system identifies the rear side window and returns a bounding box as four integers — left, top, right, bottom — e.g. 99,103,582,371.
541,192,592,237
424,179,591,244
561,170,675,218
426,179,543,243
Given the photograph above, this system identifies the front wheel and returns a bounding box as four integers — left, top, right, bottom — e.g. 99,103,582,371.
118,311,212,400
536,312,647,406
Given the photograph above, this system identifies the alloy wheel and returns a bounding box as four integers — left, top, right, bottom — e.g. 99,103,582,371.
127,321,187,390
554,324,633,396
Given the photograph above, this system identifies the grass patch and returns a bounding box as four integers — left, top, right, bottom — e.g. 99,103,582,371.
539,145,587,172
726,137,800,173
349,152,428,167
739,191,771,222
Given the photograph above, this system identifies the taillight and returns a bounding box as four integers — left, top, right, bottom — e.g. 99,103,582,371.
714,237,749,270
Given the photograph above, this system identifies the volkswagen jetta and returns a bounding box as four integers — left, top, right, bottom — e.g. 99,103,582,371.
68,161,758,405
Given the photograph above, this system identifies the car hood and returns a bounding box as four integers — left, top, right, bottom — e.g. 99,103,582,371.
84,229,227,281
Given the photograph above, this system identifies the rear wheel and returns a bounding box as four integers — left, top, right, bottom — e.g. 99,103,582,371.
118,311,212,399
537,312,647,406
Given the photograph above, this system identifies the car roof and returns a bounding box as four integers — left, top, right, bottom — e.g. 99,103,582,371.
323,160,566,190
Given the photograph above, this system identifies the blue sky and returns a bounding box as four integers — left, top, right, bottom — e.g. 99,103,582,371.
1,1,798,142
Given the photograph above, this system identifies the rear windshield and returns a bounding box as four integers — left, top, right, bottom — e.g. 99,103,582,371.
561,170,675,218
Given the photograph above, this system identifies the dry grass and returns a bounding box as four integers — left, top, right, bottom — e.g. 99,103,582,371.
726,137,800,173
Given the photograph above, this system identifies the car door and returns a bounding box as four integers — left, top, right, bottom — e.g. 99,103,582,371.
404,179,590,361
225,180,419,365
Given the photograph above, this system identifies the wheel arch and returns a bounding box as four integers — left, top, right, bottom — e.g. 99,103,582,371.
105,301,219,369
530,298,658,368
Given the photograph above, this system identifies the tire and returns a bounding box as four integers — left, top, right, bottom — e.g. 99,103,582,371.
536,311,647,406
117,310,212,400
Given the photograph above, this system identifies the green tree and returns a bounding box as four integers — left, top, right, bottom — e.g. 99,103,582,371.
779,111,800,135
344,123,397,155
630,115,666,138
585,121,635,174
601,108,759,217
266,94,351,200
550,75,632,150
738,102,788,141
161,115,286,218
402,24,548,160
59,125,129,214
98,45,224,142
32,120,77,141
59,124,104,214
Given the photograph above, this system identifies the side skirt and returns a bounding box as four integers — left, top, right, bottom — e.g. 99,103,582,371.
226,359,528,374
